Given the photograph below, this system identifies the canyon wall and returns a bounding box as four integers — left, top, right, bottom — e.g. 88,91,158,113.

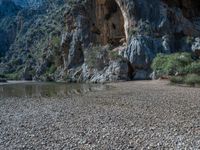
1,0,200,82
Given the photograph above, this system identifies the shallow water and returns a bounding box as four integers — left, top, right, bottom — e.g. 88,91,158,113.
0,81,108,98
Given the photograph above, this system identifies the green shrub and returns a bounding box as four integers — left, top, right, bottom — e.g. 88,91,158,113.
84,45,110,70
128,28,137,36
170,76,184,84
11,58,22,66
84,46,102,68
44,65,57,76
184,74,200,85
186,36,194,44
183,61,200,75
49,65,57,74
5,72,21,80
109,50,121,60
51,36,60,48
151,52,193,76
151,53,168,75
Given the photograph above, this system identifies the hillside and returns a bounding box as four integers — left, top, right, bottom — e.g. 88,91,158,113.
0,0,200,82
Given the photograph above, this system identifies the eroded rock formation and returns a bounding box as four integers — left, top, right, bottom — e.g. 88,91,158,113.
1,0,200,82
59,0,200,82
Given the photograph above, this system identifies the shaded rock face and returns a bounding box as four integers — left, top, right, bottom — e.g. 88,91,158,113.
1,0,200,82
90,0,126,46
0,0,21,16
163,0,200,19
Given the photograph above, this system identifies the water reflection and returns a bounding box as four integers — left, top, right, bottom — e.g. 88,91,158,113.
0,82,108,98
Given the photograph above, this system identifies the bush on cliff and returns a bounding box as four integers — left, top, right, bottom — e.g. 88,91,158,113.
84,46,110,70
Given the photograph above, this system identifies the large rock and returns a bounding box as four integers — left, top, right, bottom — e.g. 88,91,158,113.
82,58,129,83
124,35,162,79
192,37,200,58
125,36,158,67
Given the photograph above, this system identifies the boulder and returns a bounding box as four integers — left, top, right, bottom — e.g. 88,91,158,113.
89,59,130,83
192,38,200,58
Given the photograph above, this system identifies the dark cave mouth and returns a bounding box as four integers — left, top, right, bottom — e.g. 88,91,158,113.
91,0,126,47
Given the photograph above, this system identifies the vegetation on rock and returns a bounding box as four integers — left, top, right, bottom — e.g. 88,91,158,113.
1,0,200,82
152,52,200,86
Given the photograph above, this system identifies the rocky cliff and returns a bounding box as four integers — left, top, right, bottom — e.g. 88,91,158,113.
0,0,42,8
0,0,200,82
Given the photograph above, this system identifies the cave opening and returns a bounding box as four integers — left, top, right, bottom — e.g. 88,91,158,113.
163,0,200,19
91,0,126,47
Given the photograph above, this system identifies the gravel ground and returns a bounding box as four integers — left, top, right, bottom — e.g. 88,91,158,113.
0,80,200,149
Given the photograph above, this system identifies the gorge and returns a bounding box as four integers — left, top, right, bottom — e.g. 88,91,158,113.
1,1,200,149
0,0,200,82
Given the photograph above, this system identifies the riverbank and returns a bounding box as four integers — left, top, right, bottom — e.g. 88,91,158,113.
0,80,200,149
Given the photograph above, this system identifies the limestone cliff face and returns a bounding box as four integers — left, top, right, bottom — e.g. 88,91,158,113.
58,0,200,81
1,0,200,82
